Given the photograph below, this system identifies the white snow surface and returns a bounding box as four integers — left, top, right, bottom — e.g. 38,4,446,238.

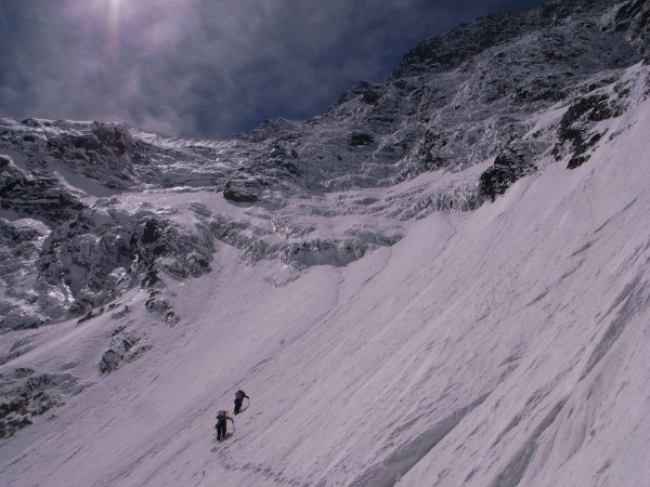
2,86,650,487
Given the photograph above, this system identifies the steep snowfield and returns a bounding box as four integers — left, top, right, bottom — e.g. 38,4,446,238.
1,80,650,486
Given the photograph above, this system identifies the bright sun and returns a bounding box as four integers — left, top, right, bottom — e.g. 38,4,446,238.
105,0,123,58
108,0,122,21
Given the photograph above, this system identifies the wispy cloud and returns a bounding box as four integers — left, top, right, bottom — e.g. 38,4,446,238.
0,0,542,139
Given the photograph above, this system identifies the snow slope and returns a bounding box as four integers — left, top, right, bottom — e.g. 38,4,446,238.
2,66,650,486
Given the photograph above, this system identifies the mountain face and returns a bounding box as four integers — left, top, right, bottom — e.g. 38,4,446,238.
1,0,650,482
2,0,647,331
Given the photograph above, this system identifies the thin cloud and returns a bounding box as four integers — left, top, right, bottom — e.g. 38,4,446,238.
0,0,542,139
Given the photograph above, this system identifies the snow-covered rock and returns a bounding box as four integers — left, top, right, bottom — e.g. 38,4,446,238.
2,1,647,333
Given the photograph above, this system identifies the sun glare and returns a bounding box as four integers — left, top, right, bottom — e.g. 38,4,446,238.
106,0,122,59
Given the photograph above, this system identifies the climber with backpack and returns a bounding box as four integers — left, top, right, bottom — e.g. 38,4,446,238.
215,410,234,441
234,389,249,415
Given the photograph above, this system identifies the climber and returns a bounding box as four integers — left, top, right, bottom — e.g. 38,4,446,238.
215,410,234,440
234,389,249,415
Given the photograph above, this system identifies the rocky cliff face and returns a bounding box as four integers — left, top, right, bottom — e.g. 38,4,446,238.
1,0,649,334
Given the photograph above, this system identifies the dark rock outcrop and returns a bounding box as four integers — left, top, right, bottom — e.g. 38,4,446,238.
99,328,152,374
480,144,539,201
0,158,86,223
0,368,84,438
554,92,626,169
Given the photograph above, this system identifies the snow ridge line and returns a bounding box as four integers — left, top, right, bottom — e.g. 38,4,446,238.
580,273,650,380
350,393,490,487
488,398,568,487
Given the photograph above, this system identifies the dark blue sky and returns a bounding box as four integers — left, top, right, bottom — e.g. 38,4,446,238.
0,0,543,139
